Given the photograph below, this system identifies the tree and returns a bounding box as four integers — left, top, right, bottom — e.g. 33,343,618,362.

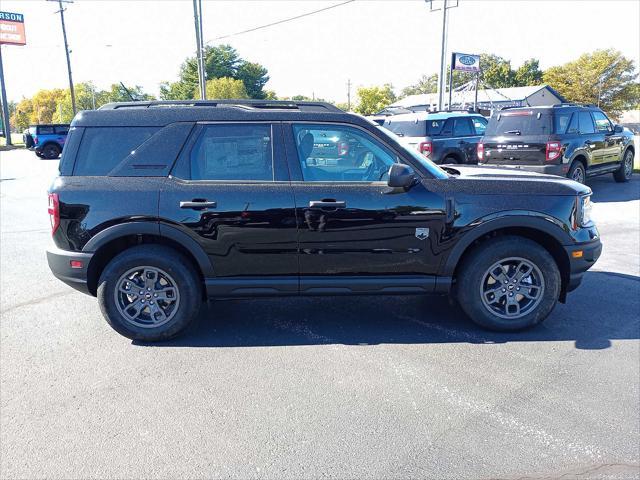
159,44,270,100
354,84,396,115
201,77,248,99
401,74,438,97
544,49,639,118
515,58,543,86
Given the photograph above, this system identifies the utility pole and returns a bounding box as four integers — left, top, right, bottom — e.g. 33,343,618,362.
0,47,12,145
192,0,206,100
49,0,76,115
427,0,458,111
347,79,351,111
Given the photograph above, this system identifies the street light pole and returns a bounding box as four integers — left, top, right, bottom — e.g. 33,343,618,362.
49,0,76,115
192,0,206,100
427,0,458,111
0,47,13,145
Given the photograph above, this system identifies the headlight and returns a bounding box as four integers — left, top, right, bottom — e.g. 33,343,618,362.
576,195,593,227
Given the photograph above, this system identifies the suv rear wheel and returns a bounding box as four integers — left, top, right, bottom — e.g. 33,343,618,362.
613,149,634,183
97,245,202,341
456,236,561,331
42,143,61,159
567,161,586,184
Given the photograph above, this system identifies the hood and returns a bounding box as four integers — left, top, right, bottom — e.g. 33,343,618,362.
431,164,591,197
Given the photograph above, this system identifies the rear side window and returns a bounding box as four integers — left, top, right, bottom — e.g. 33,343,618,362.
54,126,69,135
485,110,552,136
190,124,273,181
38,126,54,135
74,127,158,176
578,112,595,134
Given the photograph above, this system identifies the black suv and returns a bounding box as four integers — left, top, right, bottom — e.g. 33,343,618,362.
478,104,635,183
381,111,488,164
47,100,601,341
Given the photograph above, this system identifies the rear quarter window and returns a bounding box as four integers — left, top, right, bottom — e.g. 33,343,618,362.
485,110,553,136
73,127,159,176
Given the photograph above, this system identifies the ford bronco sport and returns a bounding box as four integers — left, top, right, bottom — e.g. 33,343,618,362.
478,104,635,183
46,100,601,341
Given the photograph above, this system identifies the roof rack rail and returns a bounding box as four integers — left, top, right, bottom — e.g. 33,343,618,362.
98,99,344,113
552,102,597,108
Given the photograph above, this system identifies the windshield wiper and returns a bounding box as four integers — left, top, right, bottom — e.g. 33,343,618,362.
504,129,521,135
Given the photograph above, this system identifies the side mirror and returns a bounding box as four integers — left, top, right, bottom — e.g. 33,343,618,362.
614,124,623,133
387,163,417,189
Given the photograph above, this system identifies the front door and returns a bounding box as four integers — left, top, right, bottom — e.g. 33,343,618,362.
160,122,299,295
284,122,447,294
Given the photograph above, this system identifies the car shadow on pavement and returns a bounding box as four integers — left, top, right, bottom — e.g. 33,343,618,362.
588,176,639,203
134,271,639,351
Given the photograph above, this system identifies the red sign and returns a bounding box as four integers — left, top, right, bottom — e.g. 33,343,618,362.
0,11,26,46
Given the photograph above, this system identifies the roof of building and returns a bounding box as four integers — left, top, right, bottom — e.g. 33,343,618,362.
391,84,567,109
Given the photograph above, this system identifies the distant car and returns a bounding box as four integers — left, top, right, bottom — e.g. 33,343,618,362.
27,124,70,159
380,111,488,164
478,104,635,183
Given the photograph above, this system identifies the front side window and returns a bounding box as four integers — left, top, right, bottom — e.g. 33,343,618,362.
578,112,596,134
293,124,398,182
190,124,273,181
592,111,613,133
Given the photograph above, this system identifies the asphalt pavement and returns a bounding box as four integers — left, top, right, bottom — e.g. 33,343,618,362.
1,148,639,479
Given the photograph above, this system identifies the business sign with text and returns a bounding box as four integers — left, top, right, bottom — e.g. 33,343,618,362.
0,11,26,46
452,52,480,73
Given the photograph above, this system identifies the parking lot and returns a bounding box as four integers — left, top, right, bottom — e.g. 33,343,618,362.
1,148,638,478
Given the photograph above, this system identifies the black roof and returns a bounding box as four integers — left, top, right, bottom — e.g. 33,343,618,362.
73,99,363,128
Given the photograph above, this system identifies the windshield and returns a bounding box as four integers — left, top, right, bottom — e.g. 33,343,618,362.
377,126,449,179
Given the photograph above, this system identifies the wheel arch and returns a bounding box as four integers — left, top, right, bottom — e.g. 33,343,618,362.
443,216,572,301
83,222,213,296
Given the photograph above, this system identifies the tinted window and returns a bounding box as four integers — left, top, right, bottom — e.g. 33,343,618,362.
471,117,487,135
440,119,454,136
578,112,595,134
592,111,612,133
384,118,445,137
554,112,572,134
54,126,69,135
190,124,273,181
485,110,552,135
453,118,474,136
38,126,54,135
293,124,397,182
566,113,579,134
74,127,158,176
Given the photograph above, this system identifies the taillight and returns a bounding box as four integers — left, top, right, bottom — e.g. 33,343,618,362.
545,141,562,162
418,141,432,157
48,193,60,235
34,136,38,145
337,141,349,156
477,142,484,161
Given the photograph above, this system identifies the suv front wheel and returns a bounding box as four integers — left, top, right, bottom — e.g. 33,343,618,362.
97,245,202,341
613,149,634,183
456,236,561,331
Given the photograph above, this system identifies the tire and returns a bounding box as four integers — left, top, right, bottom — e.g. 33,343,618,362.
567,161,586,184
97,244,202,341
613,149,634,183
42,143,61,159
456,236,561,332
35,152,44,158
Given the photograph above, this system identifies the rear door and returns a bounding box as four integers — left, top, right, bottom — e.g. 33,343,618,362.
159,122,299,295
482,110,551,165
284,122,447,294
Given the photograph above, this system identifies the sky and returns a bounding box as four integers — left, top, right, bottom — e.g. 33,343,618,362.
1,0,639,104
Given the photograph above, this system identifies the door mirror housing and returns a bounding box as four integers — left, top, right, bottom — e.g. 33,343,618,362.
387,163,417,189
614,124,624,133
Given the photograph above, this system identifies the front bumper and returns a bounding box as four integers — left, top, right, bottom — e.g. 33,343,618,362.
46,246,94,296
484,163,570,177
563,236,602,293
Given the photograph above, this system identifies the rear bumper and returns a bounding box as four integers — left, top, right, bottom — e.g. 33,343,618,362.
563,237,602,293
46,246,94,296
484,163,569,177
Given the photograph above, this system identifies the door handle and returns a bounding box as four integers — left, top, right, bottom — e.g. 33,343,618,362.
179,200,217,209
309,200,346,209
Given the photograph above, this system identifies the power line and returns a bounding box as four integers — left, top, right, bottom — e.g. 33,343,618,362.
206,0,355,43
